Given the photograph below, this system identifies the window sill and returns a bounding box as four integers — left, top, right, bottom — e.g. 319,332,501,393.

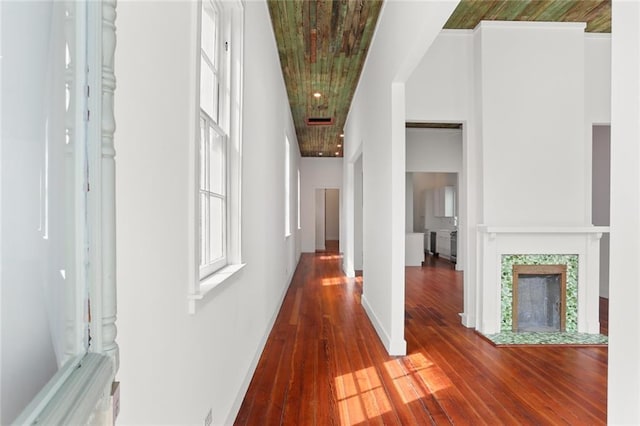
188,263,246,314
13,353,114,425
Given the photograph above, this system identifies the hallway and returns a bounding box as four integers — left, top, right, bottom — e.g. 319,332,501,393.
235,253,607,425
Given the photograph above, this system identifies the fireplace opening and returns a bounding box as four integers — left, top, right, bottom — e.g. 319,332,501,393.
512,264,567,332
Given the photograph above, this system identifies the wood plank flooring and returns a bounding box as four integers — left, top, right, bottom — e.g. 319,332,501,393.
235,253,607,425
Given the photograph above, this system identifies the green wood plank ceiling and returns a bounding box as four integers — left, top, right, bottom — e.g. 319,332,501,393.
268,0,611,158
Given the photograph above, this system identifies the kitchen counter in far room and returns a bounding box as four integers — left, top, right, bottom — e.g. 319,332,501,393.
405,233,425,266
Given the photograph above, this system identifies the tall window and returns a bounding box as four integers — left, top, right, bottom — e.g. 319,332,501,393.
199,0,228,278
285,136,291,237
193,0,244,296
297,169,301,230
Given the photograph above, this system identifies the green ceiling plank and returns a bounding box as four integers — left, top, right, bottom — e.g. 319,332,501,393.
536,0,576,21
483,0,533,21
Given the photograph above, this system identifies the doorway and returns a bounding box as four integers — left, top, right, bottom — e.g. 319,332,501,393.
592,124,610,333
315,188,340,253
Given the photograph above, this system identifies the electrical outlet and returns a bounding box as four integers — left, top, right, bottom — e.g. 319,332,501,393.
204,408,213,426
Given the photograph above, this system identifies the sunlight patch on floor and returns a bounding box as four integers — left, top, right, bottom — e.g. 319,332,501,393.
322,277,346,286
406,352,453,394
335,368,392,425
318,254,341,261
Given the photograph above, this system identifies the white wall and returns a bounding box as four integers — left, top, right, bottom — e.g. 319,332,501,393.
300,158,343,252
479,22,588,226
608,2,640,422
325,189,340,240
343,0,459,356
115,1,300,424
592,125,610,298
586,34,612,124
353,155,363,271
406,128,463,172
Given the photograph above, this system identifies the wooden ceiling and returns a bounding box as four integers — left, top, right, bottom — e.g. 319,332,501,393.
267,0,383,157
445,0,611,32
268,0,610,158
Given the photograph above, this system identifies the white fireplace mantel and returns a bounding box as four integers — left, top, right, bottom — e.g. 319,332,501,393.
478,225,610,236
476,225,609,335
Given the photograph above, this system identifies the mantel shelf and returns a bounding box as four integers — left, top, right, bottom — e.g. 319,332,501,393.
478,225,610,234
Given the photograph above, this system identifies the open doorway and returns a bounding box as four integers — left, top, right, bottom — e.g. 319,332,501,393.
315,188,340,253
592,124,610,334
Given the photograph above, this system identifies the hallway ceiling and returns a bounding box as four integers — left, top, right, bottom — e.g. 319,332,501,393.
445,0,611,33
268,0,610,158
267,0,383,158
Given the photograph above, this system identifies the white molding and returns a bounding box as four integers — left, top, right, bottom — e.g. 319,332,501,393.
87,0,119,371
188,263,247,314
478,225,610,234
223,266,292,425
361,294,407,356
13,354,114,426
475,20,587,32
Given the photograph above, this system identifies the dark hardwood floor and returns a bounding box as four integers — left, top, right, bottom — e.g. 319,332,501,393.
235,253,607,425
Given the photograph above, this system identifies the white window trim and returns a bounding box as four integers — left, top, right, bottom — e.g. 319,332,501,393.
297,168,301,230
285,135,291,238
188,0,244,314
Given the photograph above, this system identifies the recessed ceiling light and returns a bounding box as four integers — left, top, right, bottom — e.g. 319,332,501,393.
339,133,344,138
319,152,323,156
337,143,342,148
313,92,322,98
335,152,339,156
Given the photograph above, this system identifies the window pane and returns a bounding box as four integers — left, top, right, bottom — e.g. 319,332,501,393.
201,1,217,63
200,192,208,266
200,58,218,121
210,130,224,195
208,196,225,262
199,118,207,190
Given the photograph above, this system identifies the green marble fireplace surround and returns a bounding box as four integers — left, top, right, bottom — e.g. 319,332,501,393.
500,254,578,332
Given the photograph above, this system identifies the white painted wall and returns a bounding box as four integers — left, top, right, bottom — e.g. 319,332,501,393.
479,22,588,226
406,128,463,173
325,189,340,241
115,1,300,424
608,2,640,422
586,34,612,124
354,155,363,271
406,31,473,122
343,0,459,356
300,158,343,253
1,2,69,422
592,125,610,298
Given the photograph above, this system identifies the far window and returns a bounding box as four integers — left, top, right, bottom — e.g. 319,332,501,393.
285,136,291,237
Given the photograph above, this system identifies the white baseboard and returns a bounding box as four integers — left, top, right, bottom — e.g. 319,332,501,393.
223,268,294,425
361,294,406,356
459,312,475,328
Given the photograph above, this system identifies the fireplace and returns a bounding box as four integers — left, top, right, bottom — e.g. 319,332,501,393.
512,264,567,332
476,226,607,336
